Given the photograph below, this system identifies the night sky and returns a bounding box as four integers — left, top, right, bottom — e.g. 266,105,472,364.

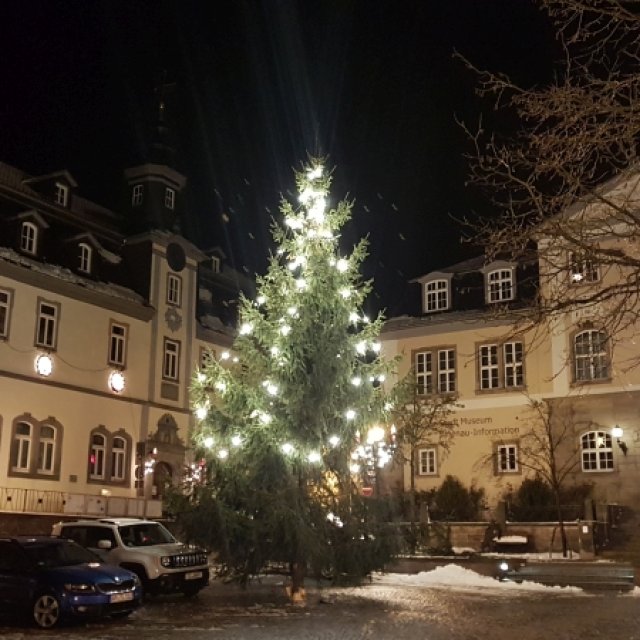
1,1,558,316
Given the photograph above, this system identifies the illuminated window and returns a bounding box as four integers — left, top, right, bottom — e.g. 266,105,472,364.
78,243,92,273
165,187,175,210
0,289,12,338
487,269,514,303
415,348,456,394
574,329,608,382
424,280,449,312
167,274,182,306
163,339,180,381
20,222,37,254
418,447,437,475
90,433,106,479
581,431,614,471
497,444,518,473
479,342,524,390
36,301,59,349
54,182,69,206
108,323,127,367
132,184,144,206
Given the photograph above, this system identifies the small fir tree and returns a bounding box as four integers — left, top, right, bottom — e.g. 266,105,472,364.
178,160,398,596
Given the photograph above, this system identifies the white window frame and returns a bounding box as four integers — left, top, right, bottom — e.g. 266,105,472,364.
167,274,182,306
479,342,524,390
78,242,92,273
0,289,11,338
54,182,69,206
108,322,127,367
37,425,56,475
424,279,449,313
165,187,175,210
570,252,600,284
163,339,180,381
487,268,514,303
90,433,106,480
211,256,221,273
416,348,456,394
111,436,126,482
503,341,524,387
437,348,456,393
479,344,499,390
574,329,608,382
418,447,437,475
132,184,144,206
497,443,518,473
581,431,614,471
36,301,59,349
21,222,37,254
12,422,32,472
415,351,433,394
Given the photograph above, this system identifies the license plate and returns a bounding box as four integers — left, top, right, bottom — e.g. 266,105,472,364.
110,591,134,603
184,571,202,580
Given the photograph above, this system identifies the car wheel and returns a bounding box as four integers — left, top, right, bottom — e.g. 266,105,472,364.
32,593,61,629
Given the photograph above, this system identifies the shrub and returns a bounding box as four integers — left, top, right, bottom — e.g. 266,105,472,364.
425,475,486,522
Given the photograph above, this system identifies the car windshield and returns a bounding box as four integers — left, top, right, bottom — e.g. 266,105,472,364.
24,539,100,568
118,523,176,547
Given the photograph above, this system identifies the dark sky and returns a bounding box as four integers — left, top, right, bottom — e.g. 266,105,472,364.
1,1,557,316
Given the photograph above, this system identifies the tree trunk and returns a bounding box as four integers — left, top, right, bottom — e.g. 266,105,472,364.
288,562,306,603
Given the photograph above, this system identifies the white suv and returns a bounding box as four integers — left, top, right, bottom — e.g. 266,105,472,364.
52,518,209,597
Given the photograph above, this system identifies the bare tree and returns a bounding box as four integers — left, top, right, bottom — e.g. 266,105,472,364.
390,371,460,538
457,1,640,372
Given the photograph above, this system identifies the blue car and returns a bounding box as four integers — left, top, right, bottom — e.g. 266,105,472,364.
0,535,142,628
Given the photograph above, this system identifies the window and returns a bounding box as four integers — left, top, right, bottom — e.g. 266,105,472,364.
108,322,127,367
418,447,437,475
37,425,56,474
167,274,182,306
581,431,614,471
35,301,59,348
132,184,144,206
0,289,11,338
90,433,106,479
20,222,37,254
78,243,92,273
570,252,600,284
12,422,31,472
497,444,518,473
54,182,69,206
487,269,514,303
163,339,180,380
111,437,126,481
200,347,215,369
574,329,608,382
479,342,524,390
425,280,449,313
415,348,456,394
165,187,175,210
211,256,220,273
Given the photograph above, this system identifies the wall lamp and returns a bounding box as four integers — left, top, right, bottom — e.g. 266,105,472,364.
612,425,628,456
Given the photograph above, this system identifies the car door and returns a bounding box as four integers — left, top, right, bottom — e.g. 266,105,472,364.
0,541,34,614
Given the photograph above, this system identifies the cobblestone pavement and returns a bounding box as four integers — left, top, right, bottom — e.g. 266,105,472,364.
2,575,640,640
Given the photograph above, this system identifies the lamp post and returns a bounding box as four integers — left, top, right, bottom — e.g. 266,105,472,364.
612,425,628,456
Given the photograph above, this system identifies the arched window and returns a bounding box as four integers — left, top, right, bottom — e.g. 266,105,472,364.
90,433,106,479
20,222,37,254
574,329,608,381
78,243,92,273
38,425,56,474
424,279,449,312
581,431,614,471
11,422,32,471
111,436,126,482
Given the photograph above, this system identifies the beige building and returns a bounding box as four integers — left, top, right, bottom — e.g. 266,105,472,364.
0,160,248,524
382,174,640,514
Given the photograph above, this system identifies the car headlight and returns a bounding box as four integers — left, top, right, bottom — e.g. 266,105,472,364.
64,583,96,593
161,556,172,568
498,561,510,572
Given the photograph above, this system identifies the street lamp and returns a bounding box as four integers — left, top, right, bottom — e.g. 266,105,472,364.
612,425,628,456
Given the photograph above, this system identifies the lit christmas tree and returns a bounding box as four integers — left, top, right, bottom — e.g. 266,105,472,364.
176,160,399,597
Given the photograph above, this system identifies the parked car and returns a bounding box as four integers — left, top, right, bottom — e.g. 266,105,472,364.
52,518,210,597
0,536,142,628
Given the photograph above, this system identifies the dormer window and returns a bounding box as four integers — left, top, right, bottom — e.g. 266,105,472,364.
570,252,600,284
132,184,144,206
424,279,449,313
78,243,92,274
165,187,175,210
487,268,514,303
20,222,38,255
54,182,69,207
